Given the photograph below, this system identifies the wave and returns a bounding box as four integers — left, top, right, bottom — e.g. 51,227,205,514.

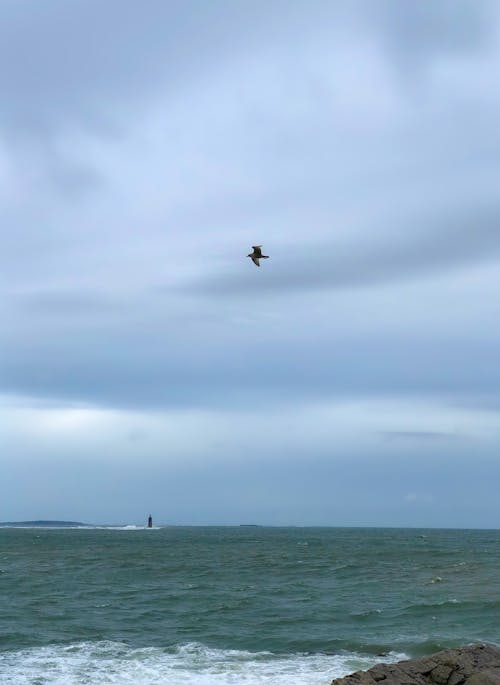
92,525,163,530
0,641,407,685
404,598,500,614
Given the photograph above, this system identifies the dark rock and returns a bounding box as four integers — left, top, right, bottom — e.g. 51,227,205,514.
331,645,500,685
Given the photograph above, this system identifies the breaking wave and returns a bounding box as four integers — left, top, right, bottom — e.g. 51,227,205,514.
0,641,406,685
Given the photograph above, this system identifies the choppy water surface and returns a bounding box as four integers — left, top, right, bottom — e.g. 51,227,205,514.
0,526,499,684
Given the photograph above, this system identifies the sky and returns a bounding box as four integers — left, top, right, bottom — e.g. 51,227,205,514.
2,0,500,527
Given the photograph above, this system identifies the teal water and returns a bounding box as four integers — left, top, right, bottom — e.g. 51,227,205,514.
0,526,499,684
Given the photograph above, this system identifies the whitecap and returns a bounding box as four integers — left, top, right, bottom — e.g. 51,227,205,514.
0,641,408,685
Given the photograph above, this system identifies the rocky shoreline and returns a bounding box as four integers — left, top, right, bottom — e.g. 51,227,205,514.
331,645,500,685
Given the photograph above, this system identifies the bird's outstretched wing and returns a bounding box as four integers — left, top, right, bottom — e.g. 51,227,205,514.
251,256,260,266
252,245,262,257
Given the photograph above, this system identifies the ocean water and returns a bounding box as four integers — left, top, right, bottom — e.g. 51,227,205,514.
0,526,499,684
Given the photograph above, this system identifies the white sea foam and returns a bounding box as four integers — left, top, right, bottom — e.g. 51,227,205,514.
0,641,406,685
0,525,163,530
92,525,163,530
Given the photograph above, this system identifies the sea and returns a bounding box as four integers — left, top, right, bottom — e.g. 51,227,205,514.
0,526,499,685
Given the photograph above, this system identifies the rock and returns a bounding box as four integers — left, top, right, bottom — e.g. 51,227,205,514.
331,645,500,685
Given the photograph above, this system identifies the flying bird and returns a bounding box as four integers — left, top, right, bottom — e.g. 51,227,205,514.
247,245,269,267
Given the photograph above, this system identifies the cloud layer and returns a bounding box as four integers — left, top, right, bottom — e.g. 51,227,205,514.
2,1,500,525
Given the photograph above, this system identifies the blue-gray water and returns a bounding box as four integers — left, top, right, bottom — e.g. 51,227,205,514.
0,526,499,684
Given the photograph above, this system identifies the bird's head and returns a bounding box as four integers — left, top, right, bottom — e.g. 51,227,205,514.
247,253,253,258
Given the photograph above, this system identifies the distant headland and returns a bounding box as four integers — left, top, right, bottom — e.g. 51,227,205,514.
0,520,89,527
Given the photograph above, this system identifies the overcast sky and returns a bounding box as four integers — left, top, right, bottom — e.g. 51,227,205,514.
2,0,500,527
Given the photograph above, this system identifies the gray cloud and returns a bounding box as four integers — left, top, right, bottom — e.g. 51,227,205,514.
188,204,500,297
2,0,500,524
2,309,500,411
379,431,458,442
17,289,126,317
0,0,213,137
0,1,496,139
365,0,497,67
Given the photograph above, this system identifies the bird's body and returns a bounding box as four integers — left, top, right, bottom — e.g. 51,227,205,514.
247,245,269,267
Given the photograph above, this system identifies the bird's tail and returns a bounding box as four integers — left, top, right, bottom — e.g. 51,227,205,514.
261,255,269,259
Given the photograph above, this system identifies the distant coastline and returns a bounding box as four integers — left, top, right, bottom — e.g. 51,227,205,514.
0,520,89,527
